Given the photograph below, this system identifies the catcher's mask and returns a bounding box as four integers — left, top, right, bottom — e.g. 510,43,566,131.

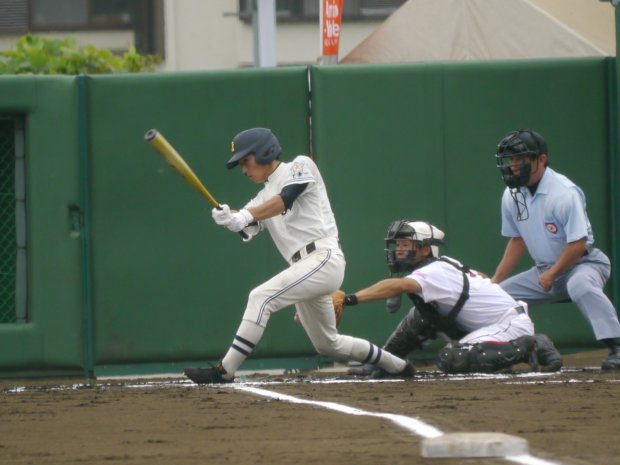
226,128,282,169
495,129,547,189
385,220,445,273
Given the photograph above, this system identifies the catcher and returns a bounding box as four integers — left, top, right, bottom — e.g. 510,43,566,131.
332,220,563,375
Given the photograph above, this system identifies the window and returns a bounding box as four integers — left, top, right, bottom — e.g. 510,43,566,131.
238,0,407,23
0,0,164,55
31,0,135,30
0,0,28,33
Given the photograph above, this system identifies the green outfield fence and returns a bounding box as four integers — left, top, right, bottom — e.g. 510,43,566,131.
0,52,619,378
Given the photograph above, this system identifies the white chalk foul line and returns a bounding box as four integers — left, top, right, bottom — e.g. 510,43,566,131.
230,384,564,465
507,455,564,465
232,384,442,438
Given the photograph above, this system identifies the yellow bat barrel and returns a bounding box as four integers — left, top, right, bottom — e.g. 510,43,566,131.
144,129,220,207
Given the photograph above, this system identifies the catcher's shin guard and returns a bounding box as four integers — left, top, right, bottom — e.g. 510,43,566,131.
382,307,428,358
436,336,536,374
533,334,563,372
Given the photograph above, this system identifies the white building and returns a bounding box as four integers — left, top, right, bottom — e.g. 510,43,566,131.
0,0,615,71
0,0,403,71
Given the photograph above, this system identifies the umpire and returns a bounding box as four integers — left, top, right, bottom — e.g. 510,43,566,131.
491,129,620,370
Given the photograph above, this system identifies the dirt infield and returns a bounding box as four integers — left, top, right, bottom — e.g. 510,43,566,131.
1,350,618,465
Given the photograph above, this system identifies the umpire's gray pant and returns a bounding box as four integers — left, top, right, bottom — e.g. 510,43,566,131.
499,248,620,341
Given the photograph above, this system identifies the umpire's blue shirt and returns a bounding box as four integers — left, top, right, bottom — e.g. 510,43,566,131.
500,167,594,266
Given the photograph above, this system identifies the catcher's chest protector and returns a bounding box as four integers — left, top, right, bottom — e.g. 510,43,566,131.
407,257,471,332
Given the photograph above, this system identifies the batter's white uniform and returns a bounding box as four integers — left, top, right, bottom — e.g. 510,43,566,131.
224,156,406,373
242,156,344,333
408,258,534,343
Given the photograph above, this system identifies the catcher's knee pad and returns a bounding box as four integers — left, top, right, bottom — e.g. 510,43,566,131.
383,307,426,357
436,342,473,374
437,336,536,374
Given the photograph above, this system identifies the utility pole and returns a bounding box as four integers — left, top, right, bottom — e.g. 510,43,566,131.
253,0,277,67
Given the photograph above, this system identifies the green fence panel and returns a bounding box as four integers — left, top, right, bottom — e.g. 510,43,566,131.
0,76,83,373
441,58,611,345
0,57,615,377
86,68,313,367
310,63,448,347
311,58,613,350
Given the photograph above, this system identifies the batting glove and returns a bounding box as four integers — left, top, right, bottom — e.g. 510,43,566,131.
227,209,254,232
212,204,232,226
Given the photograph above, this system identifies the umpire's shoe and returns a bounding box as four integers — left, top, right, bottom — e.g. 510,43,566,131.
184,362,233,384
534,334,563,372
601,338,620,370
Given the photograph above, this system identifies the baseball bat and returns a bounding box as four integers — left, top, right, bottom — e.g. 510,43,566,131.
144,129,250,241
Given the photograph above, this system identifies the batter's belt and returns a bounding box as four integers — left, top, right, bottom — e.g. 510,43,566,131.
290,237,340,263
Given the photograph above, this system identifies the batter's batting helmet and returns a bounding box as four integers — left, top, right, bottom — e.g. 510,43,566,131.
495,129,548,188
385,220,445,273
226,128,282,169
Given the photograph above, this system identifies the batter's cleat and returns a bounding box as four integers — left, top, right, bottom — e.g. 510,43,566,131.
534,334,563,372
601,346,620,371
371,360,416,379
347,363,377,376
399,360,416,377
184,362,233,384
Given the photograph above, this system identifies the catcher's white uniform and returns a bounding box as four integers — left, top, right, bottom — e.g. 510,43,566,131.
408,258,534,343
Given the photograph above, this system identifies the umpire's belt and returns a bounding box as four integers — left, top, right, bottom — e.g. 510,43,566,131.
291,237,341,263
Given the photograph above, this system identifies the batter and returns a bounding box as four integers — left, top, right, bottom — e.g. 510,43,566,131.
184,128,415,383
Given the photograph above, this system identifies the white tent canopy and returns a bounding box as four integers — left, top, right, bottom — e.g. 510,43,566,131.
341,0,615,64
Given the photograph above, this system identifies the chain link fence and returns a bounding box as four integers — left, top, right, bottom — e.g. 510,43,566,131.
0,116,25,324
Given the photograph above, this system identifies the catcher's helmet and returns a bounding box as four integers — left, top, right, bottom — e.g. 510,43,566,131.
495,129,547,188
385,220,445,273
226,128,282,169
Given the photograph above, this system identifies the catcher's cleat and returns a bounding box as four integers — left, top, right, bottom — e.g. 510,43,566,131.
534,334,562,372
184,362,233,384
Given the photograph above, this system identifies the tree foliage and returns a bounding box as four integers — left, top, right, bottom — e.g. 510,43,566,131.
0,34,161,75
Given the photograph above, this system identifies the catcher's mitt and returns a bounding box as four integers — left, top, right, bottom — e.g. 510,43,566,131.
332,290,346,326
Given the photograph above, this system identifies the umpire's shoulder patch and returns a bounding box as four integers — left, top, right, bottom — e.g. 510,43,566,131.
545,222,558,234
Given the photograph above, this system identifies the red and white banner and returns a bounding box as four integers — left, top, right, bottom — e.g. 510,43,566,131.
321,0,344,64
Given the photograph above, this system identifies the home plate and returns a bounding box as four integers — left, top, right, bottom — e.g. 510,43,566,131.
421,432,529,458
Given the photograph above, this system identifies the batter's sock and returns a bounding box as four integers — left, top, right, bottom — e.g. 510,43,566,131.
349,338,406,374
221,320,264,379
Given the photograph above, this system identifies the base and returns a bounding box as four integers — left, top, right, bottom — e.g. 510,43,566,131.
421,432,529,458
